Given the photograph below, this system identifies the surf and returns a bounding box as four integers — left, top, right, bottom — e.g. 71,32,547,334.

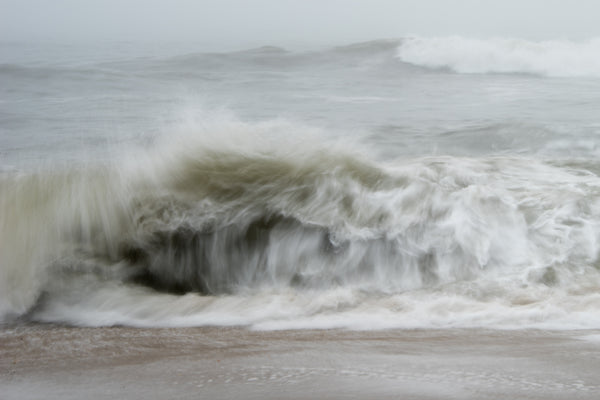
396,36,600,77
2,118,600,329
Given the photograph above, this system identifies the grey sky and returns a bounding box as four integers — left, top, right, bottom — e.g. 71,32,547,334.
2,0,599,48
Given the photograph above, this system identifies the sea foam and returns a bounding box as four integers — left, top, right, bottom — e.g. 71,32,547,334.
397,36,600,77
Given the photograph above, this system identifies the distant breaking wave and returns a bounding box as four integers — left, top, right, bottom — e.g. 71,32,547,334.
5,37,600,82
396,36,600,77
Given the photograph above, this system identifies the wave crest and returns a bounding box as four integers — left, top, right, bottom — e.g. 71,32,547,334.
397,36,600,77
3,118,600,328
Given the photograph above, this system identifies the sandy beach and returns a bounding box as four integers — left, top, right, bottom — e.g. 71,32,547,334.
1,325,599,399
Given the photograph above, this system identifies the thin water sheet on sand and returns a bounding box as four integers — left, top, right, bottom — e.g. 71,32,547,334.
1,326,599,399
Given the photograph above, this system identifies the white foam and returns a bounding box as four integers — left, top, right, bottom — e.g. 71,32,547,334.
31,280,600,330
397,36,600,77
577,334,600,342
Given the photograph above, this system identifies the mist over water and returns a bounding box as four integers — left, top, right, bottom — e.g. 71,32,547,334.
2,36,600,329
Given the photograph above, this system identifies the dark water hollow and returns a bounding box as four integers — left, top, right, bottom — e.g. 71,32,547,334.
121,214,345,295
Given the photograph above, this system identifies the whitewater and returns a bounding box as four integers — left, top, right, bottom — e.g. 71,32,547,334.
2,36,600,330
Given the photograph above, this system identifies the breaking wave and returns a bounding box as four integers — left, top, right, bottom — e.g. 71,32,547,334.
396,36,600,77
7,37,600,84
2,118,600,329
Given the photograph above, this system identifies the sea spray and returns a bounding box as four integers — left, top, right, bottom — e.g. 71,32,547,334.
2,119,600,328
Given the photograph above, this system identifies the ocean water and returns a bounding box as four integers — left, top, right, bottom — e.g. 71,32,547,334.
2,36,600,330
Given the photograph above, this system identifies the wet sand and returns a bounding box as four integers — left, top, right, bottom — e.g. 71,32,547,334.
1,325,599,399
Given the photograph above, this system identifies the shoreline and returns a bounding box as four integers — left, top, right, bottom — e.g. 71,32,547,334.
2,325,599,399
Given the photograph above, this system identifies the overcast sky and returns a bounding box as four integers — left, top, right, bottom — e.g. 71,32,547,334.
2,0,599,48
